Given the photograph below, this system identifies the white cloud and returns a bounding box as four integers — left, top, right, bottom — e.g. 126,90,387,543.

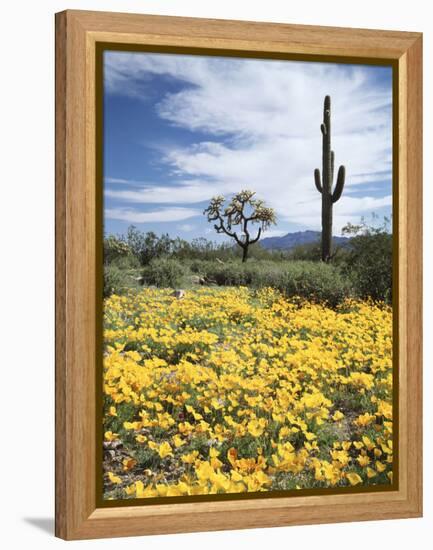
104,207,200,224
104,52,392,232
105,180,214,204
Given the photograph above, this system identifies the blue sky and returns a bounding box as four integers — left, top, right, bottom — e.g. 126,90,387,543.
103,51,393,241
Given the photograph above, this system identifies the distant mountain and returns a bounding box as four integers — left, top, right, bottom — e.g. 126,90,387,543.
260,230,350,250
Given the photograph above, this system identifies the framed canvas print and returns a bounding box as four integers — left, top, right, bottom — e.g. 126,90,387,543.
55,10,422,540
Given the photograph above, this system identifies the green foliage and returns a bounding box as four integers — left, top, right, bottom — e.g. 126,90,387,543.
103,234,132,265
105,226,289,268
103,265,132,298
203,262,253,287
110,254,140,270
235,242,287,261
125,226,173,266
289,240,322,261
193,260,352,307
141,258,185,288
103,216,391,304
171,237,238,261
340,219,392,303
254,261,352,307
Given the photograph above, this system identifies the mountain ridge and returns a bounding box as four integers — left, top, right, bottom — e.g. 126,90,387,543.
260,230,350,250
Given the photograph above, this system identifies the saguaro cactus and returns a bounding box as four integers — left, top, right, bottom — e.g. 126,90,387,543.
314,95,346,262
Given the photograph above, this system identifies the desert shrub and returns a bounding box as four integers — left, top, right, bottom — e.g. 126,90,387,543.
210,263,252,286
103,235,132,265
272,261,352,307
125,226,174,266
188,260,249,285
141,258,185,288
172,237,238,261
192,259,352,306
340,220,392,303
110,253,140,270
250,261,353,307
103,265,132,298
189,259,214,274
289,240,322,261
341,232,392,303
232,242,287,261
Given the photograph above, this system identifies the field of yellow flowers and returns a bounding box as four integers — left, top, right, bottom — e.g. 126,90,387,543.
103,287,393,499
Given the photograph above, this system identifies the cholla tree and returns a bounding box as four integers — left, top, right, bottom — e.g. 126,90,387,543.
204,190,276,262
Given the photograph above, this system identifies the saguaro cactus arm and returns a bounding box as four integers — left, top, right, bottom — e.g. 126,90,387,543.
331,150,335,182
332,165,346,203
314,168,323,193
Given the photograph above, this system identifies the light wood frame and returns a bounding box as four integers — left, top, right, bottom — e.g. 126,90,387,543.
55,9,423,540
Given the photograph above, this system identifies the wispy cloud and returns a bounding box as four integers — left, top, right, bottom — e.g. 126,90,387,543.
104,52,392,234
104,207,200,224
105,180,214,204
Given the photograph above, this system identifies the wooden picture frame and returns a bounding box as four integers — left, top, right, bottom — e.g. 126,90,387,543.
55,9,422,540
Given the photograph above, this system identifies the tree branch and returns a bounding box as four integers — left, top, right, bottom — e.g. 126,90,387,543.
250,227,262,244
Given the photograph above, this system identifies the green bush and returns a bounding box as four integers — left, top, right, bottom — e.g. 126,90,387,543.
246,261,351,307
289,241,322,261
189,259,212,274
194,259,352,306
142,258,185,288
208,263,252,286
110,254,140,270
125,226,174,266
103,265,131,298
103,235,132,265
261,261,352,307
340,232,392,303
